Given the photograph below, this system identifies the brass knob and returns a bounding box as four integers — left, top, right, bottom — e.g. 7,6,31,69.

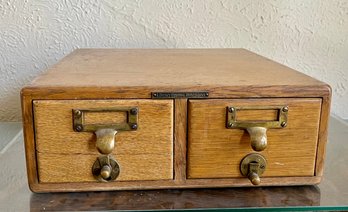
240,153,267,185
248,171,261,185
100,165,111,179
92,155,120,182
246,127,267,151
95,129,117,155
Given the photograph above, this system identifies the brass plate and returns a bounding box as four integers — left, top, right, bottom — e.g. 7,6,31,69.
152,92,209,99
226,106,288,129
240,153,267,177
72,107,138,132
92,155,120,182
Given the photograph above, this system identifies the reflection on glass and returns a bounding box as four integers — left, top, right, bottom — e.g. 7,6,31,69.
30,186,320,211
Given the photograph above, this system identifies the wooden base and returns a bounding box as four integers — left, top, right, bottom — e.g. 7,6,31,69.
29,176,322,193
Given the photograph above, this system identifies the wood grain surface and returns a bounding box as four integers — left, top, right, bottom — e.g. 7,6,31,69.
29,176,321,193
21,49,331,100
174,99,187,182
30,49,325,88
37,153,172,182
20,49,331,192
33,99,173,182
315,95,331,176
187,98,322,178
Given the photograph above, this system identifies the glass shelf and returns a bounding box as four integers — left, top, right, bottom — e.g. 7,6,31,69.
0,117,347,211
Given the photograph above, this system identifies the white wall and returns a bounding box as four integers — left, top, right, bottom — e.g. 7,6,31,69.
1,0,347,121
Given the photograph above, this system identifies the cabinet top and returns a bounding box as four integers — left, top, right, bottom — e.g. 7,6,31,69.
24,49,330,99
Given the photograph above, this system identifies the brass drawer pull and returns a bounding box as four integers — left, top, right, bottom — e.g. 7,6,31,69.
72,107,139,182
95,129,117,155
240,153,267,185
226,106,288,151
92,155,120,182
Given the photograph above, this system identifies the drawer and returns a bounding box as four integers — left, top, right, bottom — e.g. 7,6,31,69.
33,99,174,183
187,98,322,179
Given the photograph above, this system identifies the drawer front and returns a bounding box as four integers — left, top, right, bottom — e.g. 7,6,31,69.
33,99,173,183
188,98,322,179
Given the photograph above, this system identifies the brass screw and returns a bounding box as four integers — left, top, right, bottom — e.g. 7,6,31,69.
130,108,138,115
75,125,83,132
131,123,138,130
205,92,209,97
74,110,82,117
282,106,289,112
153,93,157,97
228,122,233,127
281,121,287,128
228,107,235,113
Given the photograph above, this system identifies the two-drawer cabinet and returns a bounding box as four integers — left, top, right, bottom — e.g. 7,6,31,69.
21,49,331,192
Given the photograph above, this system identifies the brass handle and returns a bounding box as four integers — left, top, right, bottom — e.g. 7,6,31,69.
226,106,288,152
240,153,267,185
246,127,267,151
95,129,117,155
72,107,139,182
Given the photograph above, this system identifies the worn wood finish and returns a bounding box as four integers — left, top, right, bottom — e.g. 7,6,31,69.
29,49,326,88
37,153,173,182
21,94,39,191
84,111,127,125
21,49,331,100
315,95,331,176
237,109,278,121
33,100,173,154
33,99,173,182
21,85,331,100
188,98,322,178
28,176,322,193
174,99,188,182
20,49,331,192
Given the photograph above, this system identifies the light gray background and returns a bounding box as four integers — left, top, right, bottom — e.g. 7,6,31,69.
1,0,347,121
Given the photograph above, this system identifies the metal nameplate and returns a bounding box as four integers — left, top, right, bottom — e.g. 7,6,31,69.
152,92,209,99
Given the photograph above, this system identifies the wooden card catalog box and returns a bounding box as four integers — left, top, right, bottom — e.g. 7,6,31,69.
21,49,331,192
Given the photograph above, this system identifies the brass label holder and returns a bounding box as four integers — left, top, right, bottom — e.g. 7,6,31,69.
72,107,138,182
226,105,288,151
226,105,288,129
72,107,138,132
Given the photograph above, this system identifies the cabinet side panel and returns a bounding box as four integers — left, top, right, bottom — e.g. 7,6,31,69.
21,93,39,190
